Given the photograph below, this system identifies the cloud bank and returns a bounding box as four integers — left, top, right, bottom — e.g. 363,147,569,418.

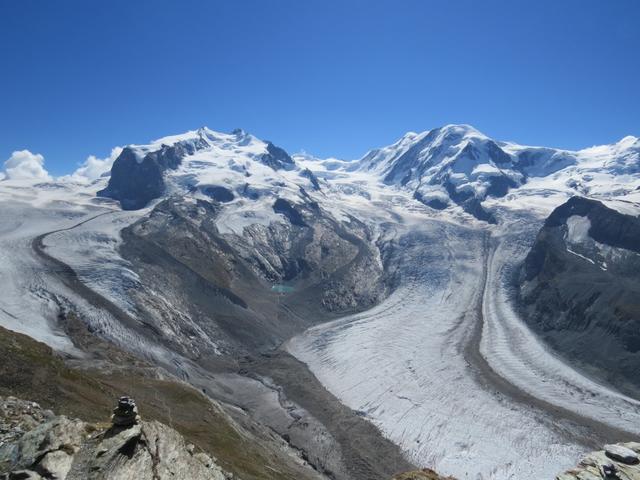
3,150,51,181
69,146,122,182
0,146,123,184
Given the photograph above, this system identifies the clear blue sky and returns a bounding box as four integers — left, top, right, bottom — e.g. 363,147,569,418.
1,0,639,175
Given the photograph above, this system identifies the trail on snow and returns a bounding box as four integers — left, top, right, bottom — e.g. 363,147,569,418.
31,210,152,342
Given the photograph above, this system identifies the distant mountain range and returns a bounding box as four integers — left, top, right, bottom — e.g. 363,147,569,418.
89,124,639,222
1,124,639,480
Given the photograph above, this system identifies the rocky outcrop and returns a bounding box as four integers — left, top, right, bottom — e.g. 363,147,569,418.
0,397,55,449
97,128,298,210
273,198,307,227
260,142,295,171
0,325,337,480
0,396,231,480
518,196,640,393
97,143,200,210
557,442,640,479
525,196,640,280
300,168,321,190
118,195,387,358
0,396,93,479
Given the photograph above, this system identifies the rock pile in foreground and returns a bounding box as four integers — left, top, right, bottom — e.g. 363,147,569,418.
557,442,640,479
0,396,232,480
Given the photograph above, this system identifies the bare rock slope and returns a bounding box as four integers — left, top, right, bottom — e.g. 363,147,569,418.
519,196,640,393
0,396,230,480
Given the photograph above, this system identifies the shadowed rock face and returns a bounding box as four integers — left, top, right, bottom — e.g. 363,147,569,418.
261,142,295,170
442,180,497,224
518,196,640,393
273,198,307,227
300,169,321,190
97,143,200,210
203,186,235,202
413,191,448,210
97,135,297,210
544,196,640,255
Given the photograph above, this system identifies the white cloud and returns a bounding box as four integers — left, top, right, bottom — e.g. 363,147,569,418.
67,146,123,183
3,150,51,181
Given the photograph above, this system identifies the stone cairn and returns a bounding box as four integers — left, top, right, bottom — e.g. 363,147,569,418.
110,396,140,428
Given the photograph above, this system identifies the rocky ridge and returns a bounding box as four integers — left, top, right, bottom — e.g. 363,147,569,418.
557,442,640,479
0,395,231,480
2,125,640,480
518,196,640,393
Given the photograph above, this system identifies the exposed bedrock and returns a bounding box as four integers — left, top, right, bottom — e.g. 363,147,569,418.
118,195,387,363
557,442,640,480
0,396,231,480
97,133,296,210
518,196,640,394
97,142,200,210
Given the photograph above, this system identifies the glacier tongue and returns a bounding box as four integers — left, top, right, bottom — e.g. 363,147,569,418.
286,211,640,480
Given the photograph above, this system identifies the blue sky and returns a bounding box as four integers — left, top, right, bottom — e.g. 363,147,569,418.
1,0,639,175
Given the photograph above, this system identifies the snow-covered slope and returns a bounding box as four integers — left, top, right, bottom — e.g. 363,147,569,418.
314,124,640,222
2,124,640,480
0,177,118,352
97,127,320,211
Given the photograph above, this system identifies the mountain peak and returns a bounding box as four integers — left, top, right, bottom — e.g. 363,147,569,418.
196,125,215,137
438,123,485,137
618,135,639,148
230,127,247,137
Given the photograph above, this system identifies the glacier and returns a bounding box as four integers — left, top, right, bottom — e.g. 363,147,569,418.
1,124,640,480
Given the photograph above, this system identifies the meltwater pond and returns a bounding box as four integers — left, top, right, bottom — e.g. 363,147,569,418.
271,284,295,294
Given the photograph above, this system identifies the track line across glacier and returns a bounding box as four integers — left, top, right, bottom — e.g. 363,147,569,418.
32,211,143,335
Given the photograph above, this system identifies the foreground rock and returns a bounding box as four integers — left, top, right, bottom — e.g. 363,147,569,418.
0,396,55,448
557,442,640,479
0,396,232,480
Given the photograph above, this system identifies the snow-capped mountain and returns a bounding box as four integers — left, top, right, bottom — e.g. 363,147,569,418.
344,124,640,222
1,124,640,480
68,123,636,226
97,127,319,210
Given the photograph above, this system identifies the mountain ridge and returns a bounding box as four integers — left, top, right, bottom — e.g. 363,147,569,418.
85,123,640,222
1,124,640,480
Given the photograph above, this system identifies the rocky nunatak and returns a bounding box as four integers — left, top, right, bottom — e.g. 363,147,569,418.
0,395,232,480
557,443,640,480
